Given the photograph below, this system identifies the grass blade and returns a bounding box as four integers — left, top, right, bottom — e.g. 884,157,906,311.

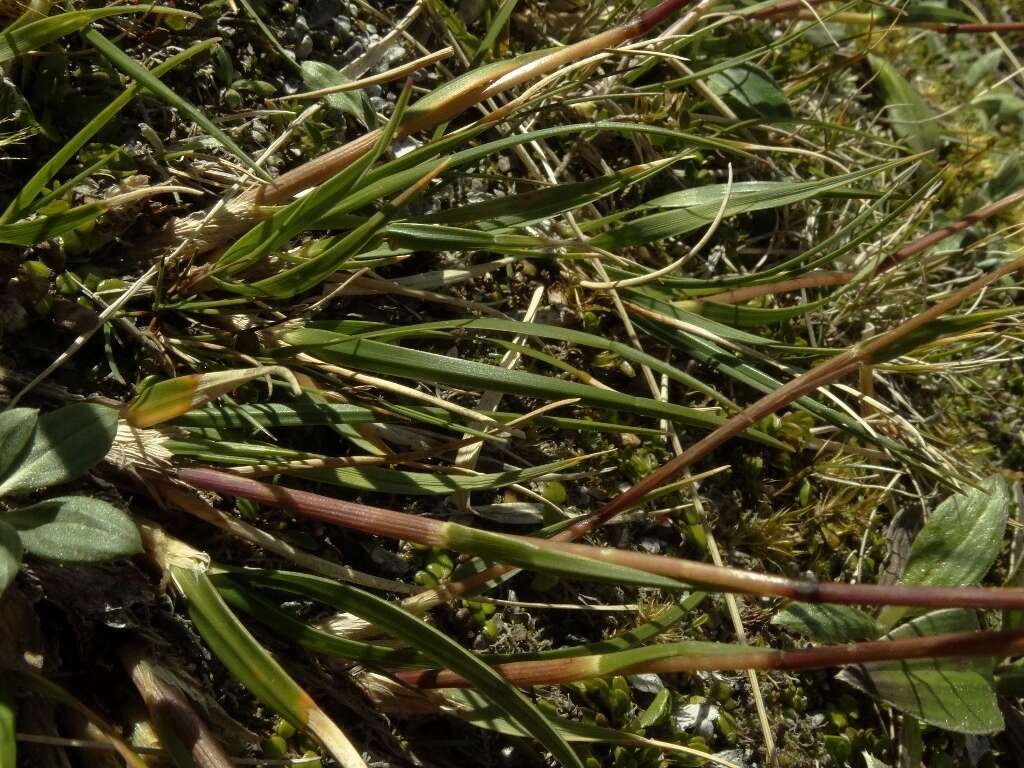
0,5,193,64
83,29,270,182
269,325,783,445
0,37,218,223
227,567,586,768
171,565,367,767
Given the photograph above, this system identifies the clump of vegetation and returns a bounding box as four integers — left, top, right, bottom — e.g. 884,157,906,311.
1,1,1024,766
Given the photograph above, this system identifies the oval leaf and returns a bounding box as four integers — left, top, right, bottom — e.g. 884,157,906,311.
0,403,118,496
706,62,793,120
878,477,1010,628
772,603,881,643
0,521,23,596
0,408,37,492
8,496,142,563
867,54,940,156
838,610,1003,734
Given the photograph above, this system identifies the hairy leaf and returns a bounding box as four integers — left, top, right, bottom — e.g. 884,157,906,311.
0,403,118,497
8,496,141,563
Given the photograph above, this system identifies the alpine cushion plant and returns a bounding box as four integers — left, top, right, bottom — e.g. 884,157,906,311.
0,402,141,596
3,0,1024,765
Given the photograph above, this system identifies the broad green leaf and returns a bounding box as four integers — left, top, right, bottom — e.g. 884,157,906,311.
301,61,373,126
838,610,1003,734
587,161,901,250
0,408,37,490
7,496,141,563
878,478,1010,629
772,604,881,643
230,568,586,768
84,29,270,182
0,521,22,595
867,54,940,157
0,6,191,65
273,326,784,446
706,62,793,120
965,50,1003,91
0,403,118,497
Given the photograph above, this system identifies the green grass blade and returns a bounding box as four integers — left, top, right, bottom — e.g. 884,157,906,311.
0,37,218,223
313,121,745,227
83,29,270,182
170,566,367,767
442,525,687,592
587,161,908,250
468,0,521,68
0,6,192,64
272,326,784,446
212,81,415,279
224,568,586,768
165,438,596,495
320,316,733,406
210,571,430,666
170,401,665,438
218,160,445,297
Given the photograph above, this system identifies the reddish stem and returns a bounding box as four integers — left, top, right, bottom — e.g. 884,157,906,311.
396,627,1024,688
177,468,1024,611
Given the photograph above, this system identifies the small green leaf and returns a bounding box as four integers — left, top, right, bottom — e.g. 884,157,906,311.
891,2,974,24
301,61,374,127
772,604,881,643
0,521,23,595
706,62,793,120
879,478,1010,628
7,496,141,563
0,408,37,491
0,403,118,497
838,610,1003,734
867,54,940,156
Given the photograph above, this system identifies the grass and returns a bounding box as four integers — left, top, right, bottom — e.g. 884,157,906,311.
0,0,1023,766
